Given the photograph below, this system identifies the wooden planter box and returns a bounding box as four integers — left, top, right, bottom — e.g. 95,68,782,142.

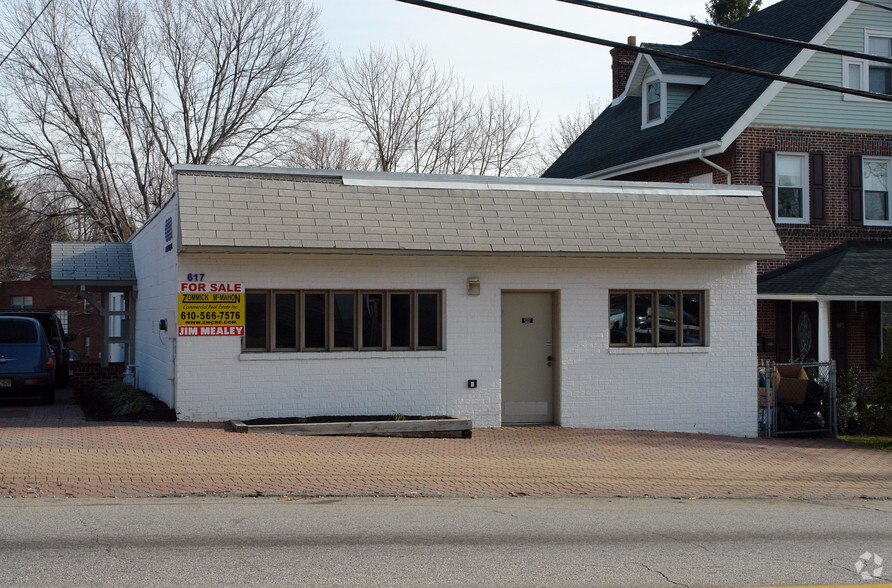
229,417,472,438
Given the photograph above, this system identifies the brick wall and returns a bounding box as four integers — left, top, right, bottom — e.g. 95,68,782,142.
0,278,103,361
614,128,892,274
611,127,892,372
70,362,128,393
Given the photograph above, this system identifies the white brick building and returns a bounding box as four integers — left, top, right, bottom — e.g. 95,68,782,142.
58,166,784,436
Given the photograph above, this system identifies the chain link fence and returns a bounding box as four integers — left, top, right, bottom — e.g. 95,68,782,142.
758,361,837,437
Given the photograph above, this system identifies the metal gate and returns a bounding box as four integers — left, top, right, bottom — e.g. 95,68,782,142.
758,361,837,437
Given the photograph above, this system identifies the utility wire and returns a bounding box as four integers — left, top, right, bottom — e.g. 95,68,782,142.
0,0,54,70
559,0,892,66
394,0,892,103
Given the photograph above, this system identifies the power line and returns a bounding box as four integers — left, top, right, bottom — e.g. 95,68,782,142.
394,0,892,103
558,0,892,67
0,0,54,70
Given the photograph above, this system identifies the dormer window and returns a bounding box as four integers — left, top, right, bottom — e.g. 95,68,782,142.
642,77,665,128
647,82,661,120
842,30,892,100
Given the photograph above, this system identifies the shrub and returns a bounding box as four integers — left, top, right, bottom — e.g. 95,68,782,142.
93,380,154,416
868,327,892,434
836,367,867,434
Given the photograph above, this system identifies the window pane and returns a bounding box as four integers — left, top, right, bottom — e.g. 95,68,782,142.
848,62,862,90
390,293,412,348
647,82,660,121
864,160,888,192
869,66,892,94
869,36,892,58
303,293,326,349
417,293,439,348
55,310,69,335
776,156,802,186
866,191,890,221
634,293,653,345
777,187,803,218
658,293,678,345
245,292,268,349
333,293,355,348
274,293,296,349
361,293,383,348
683,293,702,345
609,292,629,345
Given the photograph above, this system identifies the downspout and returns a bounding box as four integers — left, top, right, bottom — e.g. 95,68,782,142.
698,150,731,185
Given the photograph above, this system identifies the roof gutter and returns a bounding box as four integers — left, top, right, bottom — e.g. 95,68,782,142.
698,150,731,185
579,141,723,180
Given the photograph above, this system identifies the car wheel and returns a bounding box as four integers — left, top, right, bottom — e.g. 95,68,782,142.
42,387,55,405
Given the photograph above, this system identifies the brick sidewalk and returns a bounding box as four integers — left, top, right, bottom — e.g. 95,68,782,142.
1,391,890,499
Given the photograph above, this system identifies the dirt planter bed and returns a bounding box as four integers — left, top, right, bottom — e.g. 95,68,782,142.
229,415,473,438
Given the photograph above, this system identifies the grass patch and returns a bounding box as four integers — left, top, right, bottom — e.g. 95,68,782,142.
839,435,892,451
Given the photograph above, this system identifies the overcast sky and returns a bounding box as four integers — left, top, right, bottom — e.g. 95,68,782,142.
318,0,782,129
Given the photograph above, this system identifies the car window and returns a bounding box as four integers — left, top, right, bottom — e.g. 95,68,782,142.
0,320,39,343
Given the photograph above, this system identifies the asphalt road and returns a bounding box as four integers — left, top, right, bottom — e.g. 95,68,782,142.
1,496,891,587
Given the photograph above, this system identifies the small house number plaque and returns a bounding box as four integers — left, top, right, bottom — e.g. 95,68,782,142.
521,317,534,324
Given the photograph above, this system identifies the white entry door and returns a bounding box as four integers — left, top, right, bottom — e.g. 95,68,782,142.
501,292,555,424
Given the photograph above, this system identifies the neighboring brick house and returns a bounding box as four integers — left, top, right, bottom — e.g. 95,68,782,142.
0,278,102,362
544,0,892,379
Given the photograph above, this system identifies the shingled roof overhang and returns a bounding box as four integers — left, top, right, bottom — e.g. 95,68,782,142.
173,165,784,261
51,242,136,288
758,241,892,299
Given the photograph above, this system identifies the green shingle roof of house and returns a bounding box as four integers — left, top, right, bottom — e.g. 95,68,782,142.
542,0,849,179
758,241,892,297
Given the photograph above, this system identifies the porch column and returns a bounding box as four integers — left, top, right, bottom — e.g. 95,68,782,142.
818,300,830,362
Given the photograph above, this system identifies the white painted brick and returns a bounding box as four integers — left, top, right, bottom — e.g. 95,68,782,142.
128,248,759,437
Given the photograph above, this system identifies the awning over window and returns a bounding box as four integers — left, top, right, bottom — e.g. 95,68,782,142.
758,241,892,298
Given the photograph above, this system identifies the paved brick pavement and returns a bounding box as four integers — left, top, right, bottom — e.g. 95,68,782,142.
0,390,890,499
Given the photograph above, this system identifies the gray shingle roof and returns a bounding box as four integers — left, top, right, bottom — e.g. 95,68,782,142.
51,242,136,285
758,241,892,297
174,166,784,259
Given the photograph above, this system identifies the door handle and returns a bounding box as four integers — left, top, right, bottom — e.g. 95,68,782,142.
546,355,553,367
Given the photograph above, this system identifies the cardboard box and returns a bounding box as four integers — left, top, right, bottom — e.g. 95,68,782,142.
758,386,768,409
773,365,809,405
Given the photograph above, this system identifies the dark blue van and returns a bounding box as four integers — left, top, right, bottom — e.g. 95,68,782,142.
0,316,57,404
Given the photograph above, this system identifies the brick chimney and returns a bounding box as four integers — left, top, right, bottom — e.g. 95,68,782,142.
610,36,638,99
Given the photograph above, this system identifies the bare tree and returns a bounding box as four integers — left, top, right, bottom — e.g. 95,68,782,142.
0,0,328,241
284,128,372,171
332,45,539,177
539,98,605,171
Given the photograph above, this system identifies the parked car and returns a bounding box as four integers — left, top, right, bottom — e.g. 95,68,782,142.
0,310,75,387
0,316,57,404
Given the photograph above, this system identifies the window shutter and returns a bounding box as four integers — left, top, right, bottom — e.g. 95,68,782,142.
775,300,791,362
849,154,863,226
866,301,882,367
809,151,826,225
761,149,776,221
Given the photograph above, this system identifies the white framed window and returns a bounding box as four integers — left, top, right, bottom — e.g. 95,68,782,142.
775,153,809,223
863,157,891,225
843,30,892,100
10,295,33,310
641,77,665,128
